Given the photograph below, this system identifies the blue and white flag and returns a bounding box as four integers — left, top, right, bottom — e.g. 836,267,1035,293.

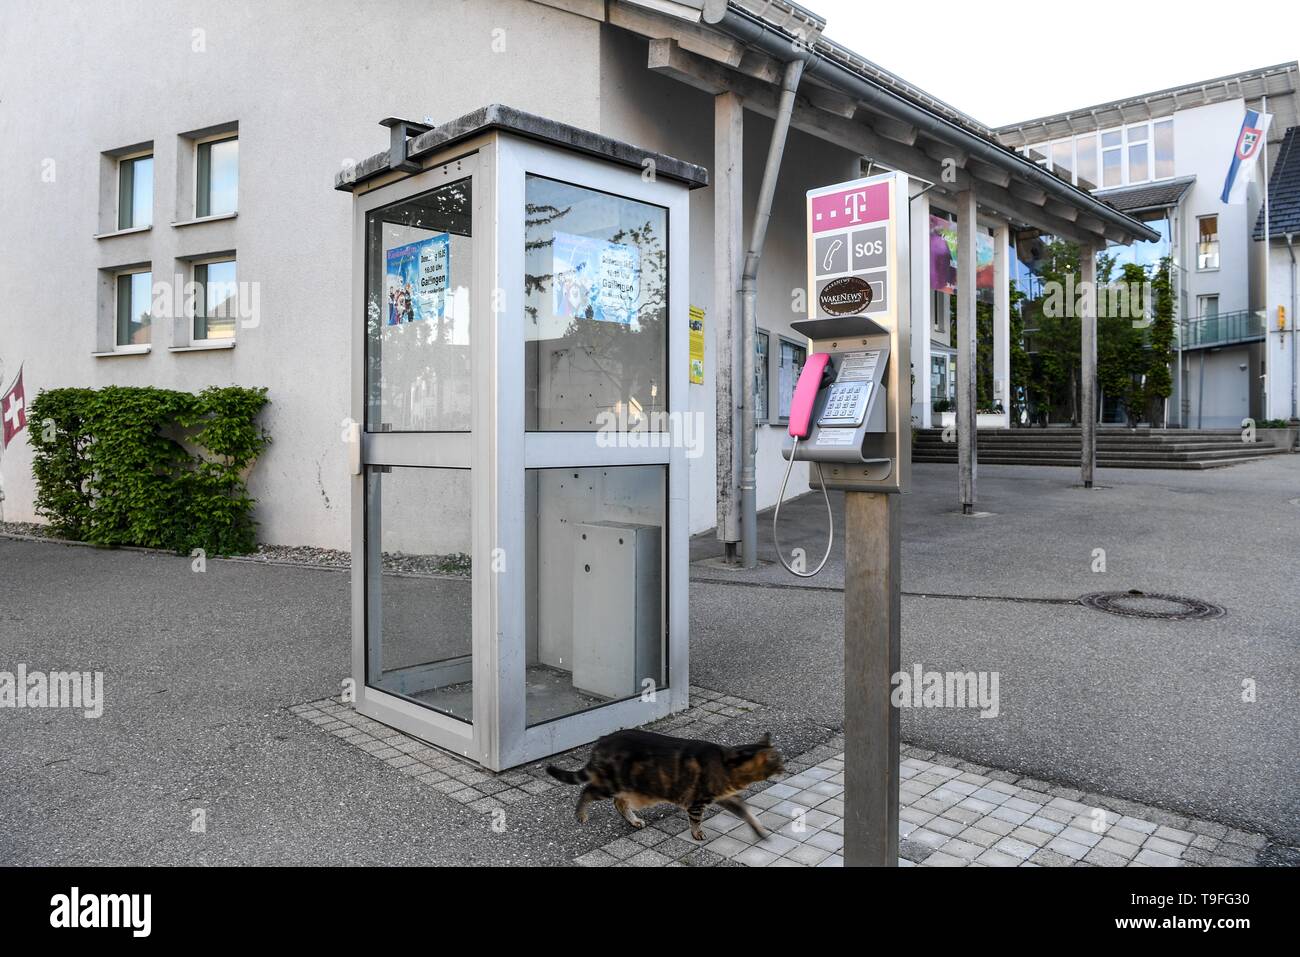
1220,109,1272,204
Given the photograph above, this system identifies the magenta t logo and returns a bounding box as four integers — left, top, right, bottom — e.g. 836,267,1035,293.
844,190,871,223
810,182,887,234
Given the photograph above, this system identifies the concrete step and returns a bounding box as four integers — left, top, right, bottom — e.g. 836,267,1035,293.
913,453,1281,469
912,438,1263,452
912,440,1280,456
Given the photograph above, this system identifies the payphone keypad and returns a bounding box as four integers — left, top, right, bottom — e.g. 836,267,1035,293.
818,382,872,428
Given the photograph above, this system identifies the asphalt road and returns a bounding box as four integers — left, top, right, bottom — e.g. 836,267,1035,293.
694,456,1300,846
0,454,1296,863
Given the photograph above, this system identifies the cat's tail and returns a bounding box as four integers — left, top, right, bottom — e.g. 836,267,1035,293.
546,764,590,785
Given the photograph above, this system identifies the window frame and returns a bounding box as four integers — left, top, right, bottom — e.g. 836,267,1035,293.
774,334,807,424
116,149,154,231
195,132,239,219
191,255,239,343
1197,214,1220,272
114,266,153,349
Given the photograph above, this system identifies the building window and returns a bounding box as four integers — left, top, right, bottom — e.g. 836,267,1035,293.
194,259,237,341
755,330,769,422
116,270,152,346
1025,121,1173,192
117,153,153,229
930,355,950,405
1154,119,1174,180
1197,295,1219,320
1197,216,1219,270
1127,124,1150,183
1051,140,1073,180
1075,134,1098,189
1101,130,1123,187
776,338,806,421
197,136,238,217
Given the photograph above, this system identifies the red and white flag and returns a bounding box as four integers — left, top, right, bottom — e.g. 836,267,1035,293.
2,366,27,448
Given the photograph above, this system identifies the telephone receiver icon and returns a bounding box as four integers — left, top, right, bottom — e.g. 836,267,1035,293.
821,239,843,272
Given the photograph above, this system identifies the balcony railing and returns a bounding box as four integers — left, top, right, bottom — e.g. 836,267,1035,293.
1180,310,1265,350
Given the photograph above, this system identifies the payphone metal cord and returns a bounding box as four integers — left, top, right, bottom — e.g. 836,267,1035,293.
773,436,833,578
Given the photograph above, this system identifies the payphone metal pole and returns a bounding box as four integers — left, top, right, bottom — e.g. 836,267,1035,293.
843,491,901,867
798,171,910,867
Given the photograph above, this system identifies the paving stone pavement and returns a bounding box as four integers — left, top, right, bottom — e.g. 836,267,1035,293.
575,740,1268,868
291,694,1265,868
289,686,764,811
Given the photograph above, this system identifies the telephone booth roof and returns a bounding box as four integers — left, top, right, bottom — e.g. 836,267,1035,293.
335,103,709,194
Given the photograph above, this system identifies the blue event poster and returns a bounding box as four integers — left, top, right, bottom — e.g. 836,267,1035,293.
551,231,640,326
385,233,450,325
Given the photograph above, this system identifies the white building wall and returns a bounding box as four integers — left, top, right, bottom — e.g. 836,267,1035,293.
1175,99,1256,316
1186,347,1252,428
0,0,604,548
1267,243,1300,420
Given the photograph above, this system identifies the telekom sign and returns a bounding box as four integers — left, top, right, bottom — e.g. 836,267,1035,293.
809,181,889,234
806,174,900,321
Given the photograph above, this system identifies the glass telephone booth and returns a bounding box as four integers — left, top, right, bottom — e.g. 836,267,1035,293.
340,106,704,770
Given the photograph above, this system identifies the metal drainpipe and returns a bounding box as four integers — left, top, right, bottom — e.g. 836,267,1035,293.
1288,233,1297,420
740,56,806,569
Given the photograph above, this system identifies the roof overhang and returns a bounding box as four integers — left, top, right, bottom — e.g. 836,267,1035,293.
1092,176,1196,217
626,1,1159,245
335,103,709,192
996,62,1299,148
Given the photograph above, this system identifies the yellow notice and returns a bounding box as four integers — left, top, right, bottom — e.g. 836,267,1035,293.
689,305,705,385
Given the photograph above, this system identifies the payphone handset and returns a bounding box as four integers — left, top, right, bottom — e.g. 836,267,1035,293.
775,341,892,578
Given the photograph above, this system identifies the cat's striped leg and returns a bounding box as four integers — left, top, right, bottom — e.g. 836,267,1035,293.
687,800,709,841
613,796,645,829
717,797,767,841
575,784,607,824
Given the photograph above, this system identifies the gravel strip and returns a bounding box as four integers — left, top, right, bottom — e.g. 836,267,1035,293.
0,522,467,577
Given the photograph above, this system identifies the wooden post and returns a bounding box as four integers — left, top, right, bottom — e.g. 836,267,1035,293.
1080,245,1097,487
714,92,744,554
956,190,978,512
993,222,1011,422
843,490,901,867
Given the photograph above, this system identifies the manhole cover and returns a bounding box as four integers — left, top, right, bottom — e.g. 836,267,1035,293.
1080,590,1225,621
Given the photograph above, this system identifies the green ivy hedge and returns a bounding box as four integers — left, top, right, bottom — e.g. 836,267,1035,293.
27,386,271,555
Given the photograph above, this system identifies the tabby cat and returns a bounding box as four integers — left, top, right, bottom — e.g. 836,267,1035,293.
547,729,785,841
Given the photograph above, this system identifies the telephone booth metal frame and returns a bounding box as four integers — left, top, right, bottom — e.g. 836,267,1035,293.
341,106,704,770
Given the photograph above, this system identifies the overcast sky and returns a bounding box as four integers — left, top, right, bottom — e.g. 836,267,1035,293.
811,1,1299,127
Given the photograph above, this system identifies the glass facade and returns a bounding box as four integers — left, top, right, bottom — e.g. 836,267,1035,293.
524,175,667,432
524,465,666,727
365,179,473,432
366,466,474,723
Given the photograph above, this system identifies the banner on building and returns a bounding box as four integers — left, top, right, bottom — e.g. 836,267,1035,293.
929,215,994,295
551,231,641,326
688,306,705,384
2,365,27,449
1220,109,1272,205
385,233,450,325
